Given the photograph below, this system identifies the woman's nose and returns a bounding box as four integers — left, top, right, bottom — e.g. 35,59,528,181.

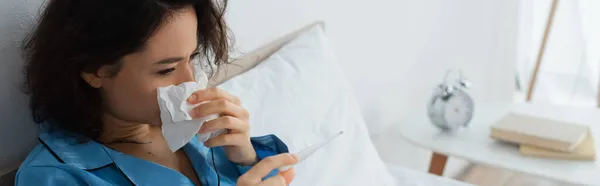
175,62,195,84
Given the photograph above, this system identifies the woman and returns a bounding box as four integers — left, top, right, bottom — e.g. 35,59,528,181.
16,0,297,185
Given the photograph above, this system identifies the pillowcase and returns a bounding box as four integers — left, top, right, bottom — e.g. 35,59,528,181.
208,21,325,86
218,26,396,185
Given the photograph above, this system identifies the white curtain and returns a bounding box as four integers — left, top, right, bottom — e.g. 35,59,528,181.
517,0,600,107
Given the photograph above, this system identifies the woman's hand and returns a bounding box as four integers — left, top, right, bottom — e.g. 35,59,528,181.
237,154,298,186
187,87,256,165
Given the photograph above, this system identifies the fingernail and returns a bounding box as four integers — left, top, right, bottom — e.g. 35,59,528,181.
187,94,197,103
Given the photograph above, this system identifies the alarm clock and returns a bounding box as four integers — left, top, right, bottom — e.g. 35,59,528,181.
427,70,474,132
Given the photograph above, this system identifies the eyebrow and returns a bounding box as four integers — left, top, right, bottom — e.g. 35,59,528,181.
153,46,200,65
154,57,184,65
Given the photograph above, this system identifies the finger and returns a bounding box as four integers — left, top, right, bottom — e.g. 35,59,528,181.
190,99,249,119
199,116,248,134
240,154,298,183
187,87,241,106
279,168,295,185
259,175,286,186
203,133,249,148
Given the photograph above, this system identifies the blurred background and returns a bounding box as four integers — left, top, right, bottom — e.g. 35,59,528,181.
515,0,600,107
225,0,599,184
226,0,517,138
225,0,516,178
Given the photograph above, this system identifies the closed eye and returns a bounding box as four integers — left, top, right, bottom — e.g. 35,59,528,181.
157,68,176,76
154,50,199,76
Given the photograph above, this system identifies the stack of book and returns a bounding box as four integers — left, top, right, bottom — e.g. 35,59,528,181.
490,113,596,161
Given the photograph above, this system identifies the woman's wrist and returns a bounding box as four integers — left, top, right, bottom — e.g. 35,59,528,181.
236,145,259,166
237,153,259,166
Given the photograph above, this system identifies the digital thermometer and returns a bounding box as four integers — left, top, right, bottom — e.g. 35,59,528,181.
279,131,344,172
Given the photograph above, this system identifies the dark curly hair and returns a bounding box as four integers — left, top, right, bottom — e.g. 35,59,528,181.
22,0,230,140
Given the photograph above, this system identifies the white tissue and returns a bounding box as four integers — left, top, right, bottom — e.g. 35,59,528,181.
157,70,224,152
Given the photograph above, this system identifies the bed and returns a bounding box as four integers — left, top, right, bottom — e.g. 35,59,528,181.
0,21,473,186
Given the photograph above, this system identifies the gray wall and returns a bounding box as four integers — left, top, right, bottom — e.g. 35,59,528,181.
0,0,44,180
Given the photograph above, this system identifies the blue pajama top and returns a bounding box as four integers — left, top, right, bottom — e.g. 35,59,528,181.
15,123,288,186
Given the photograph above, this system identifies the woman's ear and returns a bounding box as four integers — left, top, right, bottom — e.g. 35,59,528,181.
81,72,103,88
81,65,118,88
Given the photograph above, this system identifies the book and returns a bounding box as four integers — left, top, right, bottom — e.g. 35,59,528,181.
520,131,595,161
490,113,589,152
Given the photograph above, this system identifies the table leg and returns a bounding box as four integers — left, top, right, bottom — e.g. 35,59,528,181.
428,152,448,176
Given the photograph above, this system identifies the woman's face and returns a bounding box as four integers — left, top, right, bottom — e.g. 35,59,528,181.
92,7,199,126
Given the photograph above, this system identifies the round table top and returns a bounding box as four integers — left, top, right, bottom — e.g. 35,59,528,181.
396,102,600,185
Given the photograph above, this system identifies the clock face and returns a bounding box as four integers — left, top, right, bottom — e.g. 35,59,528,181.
443,90,474,128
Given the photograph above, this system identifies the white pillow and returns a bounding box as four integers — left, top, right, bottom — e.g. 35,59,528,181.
218,26,396,185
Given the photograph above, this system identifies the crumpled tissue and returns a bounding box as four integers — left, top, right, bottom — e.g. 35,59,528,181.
157,70,224,152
